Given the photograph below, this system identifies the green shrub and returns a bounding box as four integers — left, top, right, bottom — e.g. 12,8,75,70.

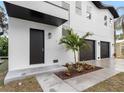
0,36,8,56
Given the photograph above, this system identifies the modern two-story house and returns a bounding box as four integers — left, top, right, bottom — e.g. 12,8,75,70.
4,1,119,71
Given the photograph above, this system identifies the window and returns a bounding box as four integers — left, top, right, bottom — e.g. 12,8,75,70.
104,15,107,26
62,1,69,11
62,25,70,36
62,2,70,26
109,18,113,25
104,22,107,26
75,1,82,15
62,2,70,36
86,6,92,19
104,15,107,20
62,1,70,36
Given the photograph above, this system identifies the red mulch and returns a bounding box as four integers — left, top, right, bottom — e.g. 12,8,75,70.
54,66,102,80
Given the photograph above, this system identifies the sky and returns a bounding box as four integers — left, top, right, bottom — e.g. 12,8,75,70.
0,1,6,13
0,1,4,9
102,1,124,35
102,1,124,16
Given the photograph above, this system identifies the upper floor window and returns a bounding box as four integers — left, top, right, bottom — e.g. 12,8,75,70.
62,1,70,11
75,1,82,15
109,18,113,25
62,26,70,36
86,6,92,19
104,15,107,26
62,1,70,32
104,15,107,20
104,22,107,26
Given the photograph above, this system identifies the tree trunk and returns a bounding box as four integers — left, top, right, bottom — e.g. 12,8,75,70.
77,49,80,62
73,50,76,63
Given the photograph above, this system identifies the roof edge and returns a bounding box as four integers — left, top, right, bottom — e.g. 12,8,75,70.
92,1,119,18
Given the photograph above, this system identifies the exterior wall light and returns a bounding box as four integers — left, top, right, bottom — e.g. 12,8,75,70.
86,6,92,19
48,32,52,39
110,18,113,24
86,12,91,19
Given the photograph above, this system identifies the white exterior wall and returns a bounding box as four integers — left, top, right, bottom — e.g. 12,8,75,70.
68,1,114,60
8,17,74,71
8,1,115,71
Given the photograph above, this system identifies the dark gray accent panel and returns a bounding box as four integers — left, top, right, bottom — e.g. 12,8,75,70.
100,41,110,58
30,28,44,64
80,39,95,61
4,2,67,26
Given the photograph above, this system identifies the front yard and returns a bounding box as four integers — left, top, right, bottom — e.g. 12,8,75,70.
0,60,42,92
0,60,124,92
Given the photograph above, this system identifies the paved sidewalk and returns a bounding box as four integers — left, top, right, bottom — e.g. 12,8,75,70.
36,68,119,92
36,73,77,92
36,58,124,92
64,68,119,91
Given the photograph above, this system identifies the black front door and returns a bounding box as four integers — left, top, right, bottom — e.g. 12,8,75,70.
30,28,44,64
100,41,110,58
80,39,95,61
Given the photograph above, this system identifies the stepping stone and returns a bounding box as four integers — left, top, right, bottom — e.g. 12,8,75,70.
36,73,77,92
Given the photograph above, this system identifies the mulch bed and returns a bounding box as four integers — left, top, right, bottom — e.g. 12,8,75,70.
54,66,102,80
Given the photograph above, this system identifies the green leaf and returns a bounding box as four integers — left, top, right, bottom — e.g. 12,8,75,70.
59,28,93,62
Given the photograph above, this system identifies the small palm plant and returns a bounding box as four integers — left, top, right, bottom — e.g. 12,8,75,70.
59,28,92,63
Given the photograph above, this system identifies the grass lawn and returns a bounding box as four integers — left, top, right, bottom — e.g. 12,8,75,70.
84,72,124,92
0,60,43,92
0,60,8,86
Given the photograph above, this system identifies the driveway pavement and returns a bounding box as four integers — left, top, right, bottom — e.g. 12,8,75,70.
36,58,124,92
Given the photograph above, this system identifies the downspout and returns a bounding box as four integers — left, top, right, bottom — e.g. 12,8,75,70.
114,19,116,58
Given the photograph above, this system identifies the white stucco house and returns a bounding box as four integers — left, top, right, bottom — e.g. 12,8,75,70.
4,1,119,72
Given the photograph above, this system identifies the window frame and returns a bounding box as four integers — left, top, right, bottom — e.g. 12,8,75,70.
75,1,82,15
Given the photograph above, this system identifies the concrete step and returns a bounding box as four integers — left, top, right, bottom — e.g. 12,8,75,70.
4,64,66,84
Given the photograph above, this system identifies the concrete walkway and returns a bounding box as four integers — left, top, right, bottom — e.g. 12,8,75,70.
36,73,77,92
64,68,119,91
36,58,124,92
4,64,66,84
